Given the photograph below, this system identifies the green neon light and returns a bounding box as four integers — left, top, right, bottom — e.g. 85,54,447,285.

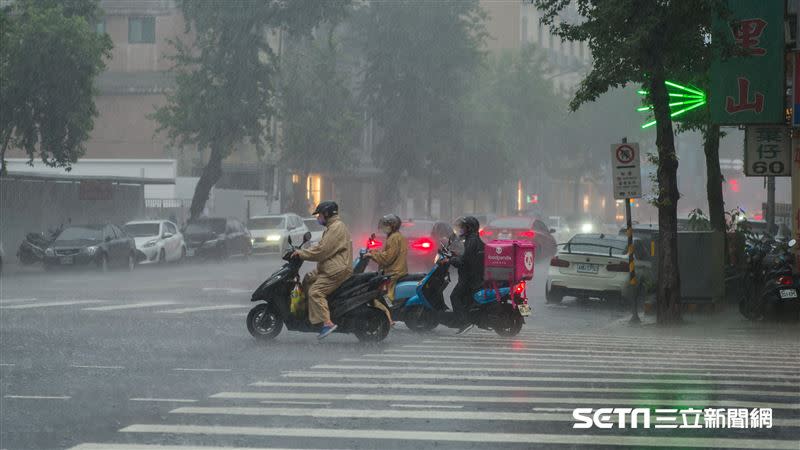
638,80,707,128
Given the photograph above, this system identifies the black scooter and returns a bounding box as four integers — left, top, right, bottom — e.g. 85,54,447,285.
247,232,393,342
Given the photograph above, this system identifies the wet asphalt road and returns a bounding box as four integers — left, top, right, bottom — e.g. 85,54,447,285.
1,256,798,450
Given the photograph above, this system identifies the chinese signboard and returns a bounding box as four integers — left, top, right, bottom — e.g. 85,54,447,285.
79,180,113,200
744,126,792,177
711,0,784,125
611,142,642,199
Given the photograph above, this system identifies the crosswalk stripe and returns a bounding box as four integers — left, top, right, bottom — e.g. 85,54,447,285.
313,363,800,380
169,405,800,427
0,300,106,309
282,370,800,387
405,343,800,362
158,305,249,314
491,330,798,347
118,424,800,449
69,444,341,450
83,301,178,311
375,351,800,369
249,380,799,398
0,298,37,304
338,357,800,377
210,392,800,409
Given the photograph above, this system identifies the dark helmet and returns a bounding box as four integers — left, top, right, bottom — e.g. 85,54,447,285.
453,216,480,236
312,201,339,219
379,214,402,233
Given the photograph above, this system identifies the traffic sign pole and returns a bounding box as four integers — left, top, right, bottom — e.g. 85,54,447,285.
620,137,640,324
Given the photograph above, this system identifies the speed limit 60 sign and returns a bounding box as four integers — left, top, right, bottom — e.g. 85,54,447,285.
744,126,792,177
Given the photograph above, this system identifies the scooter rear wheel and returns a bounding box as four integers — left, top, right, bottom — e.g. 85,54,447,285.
247,303,283,341
355,307,390,342
494,310,524,337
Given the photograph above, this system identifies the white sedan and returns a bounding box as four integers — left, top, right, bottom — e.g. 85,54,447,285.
303,217,324,244
124,220,186,264
545,233,653,305
248,214,309,254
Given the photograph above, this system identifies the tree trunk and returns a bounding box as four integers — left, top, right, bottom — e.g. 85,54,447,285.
703,124,725,233
0,132,11,177
189,143,225,221
650,71,682,324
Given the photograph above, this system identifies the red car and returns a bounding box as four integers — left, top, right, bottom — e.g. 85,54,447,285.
480,216,557,261
365,219,453,272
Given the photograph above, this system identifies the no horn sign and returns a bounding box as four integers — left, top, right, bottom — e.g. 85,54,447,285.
611,142,642,200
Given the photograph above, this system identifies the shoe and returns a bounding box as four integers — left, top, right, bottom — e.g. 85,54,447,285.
318,324,338,340
455,324,474,335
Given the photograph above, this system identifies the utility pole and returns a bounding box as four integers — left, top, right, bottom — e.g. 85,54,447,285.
621,137,640,324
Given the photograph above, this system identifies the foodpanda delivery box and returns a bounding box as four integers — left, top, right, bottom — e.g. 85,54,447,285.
484,240,535,282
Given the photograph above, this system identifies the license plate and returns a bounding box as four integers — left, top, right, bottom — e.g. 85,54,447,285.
186,248,195,257
498,233,511,240
59,256,73,265
779,289,798,299
576,263,599,274
518,304,531,317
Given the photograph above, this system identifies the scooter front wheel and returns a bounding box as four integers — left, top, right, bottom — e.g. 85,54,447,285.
247,303,283,341
403,306,438,332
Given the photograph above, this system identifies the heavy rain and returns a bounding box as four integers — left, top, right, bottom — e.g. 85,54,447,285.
0,1,798,449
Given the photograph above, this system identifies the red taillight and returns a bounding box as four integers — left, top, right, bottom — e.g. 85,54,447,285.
514,281,526,295
367,239,382,250
517,230,536,239
606,262,630,272
480,229,494,238
778,275,793,286
411,237,435,251
550,256,569,268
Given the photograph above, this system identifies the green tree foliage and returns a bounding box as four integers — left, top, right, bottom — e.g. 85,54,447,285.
533,0,728,324
355,0,487,212
0,0,111,175
152,0,350,220
280,26,360,214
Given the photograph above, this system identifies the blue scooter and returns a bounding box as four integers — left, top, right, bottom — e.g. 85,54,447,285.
355,235,530,335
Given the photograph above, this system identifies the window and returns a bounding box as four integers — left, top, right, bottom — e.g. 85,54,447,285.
166,223,177,235
533,220,549,233
95,20,106,34
128,17,155,43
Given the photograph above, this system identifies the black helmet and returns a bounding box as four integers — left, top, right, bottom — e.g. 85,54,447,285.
379,214,402,233
453,216,479,236
312,201,339,219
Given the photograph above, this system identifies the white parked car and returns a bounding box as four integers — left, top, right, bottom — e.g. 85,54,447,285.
546,233,653,305
123,220,186,264
303,217,324,244
247,214,309,254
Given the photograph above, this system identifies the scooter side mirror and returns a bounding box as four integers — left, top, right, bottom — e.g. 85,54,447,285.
789,239,797,249
370,233,376,240
287,235,293,246
303,231,312,243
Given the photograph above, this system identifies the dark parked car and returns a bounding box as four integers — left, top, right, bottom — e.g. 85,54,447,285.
481,216,558,261
43,224,137,271
183,217,252,260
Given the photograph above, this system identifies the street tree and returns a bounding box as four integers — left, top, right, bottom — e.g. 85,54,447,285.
0,0,111,175
355,0,487,213
279,26,360,215
533,0,728,323
153,0,349,221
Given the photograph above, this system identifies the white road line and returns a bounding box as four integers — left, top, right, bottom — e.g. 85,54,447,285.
210,392,800,409
404,343,799,362
83,301,178,311
259,400,333,406
373,351,800,369
249,380,800,398
531,407,573,412
71,365,125,370
69,444,341,450
158,305,249,314
0,300,106,309
173,368,232,373
310,364,800,381
4,395,70,400
129,398,197,403
0,363,15,367
0,298,37,304
391,404,464,409
119,424,800,449
340,357,800,377
202,287,251,294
